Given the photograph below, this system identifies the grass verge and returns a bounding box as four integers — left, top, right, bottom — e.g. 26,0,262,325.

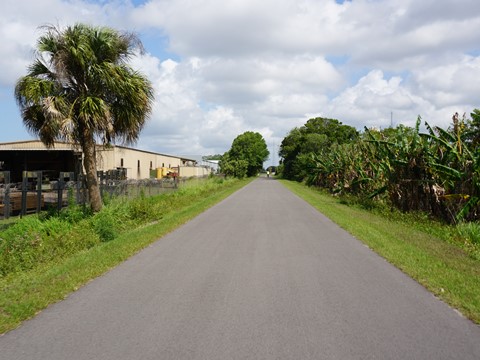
280,180,480,324
0,177,252,334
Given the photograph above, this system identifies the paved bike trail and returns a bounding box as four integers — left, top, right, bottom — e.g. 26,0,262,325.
1,178,479,359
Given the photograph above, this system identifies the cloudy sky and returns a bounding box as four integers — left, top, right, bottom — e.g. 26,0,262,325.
1,0,479,163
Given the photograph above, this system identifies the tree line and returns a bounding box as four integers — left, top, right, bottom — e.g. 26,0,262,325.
277,111,480,224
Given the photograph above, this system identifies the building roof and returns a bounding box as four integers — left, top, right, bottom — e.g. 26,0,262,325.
0,140,79,151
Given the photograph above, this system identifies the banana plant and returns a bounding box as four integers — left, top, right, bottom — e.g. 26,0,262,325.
301,111,480,222
421,119,480,222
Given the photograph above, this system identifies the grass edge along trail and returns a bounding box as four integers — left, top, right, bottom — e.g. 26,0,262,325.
280,180,480,325
0,177,252,334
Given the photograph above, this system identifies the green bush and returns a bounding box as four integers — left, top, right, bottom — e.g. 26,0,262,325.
55,222,100,253
0,216,43,275
128,195,162,223
456,222,480,245
90,208,118,242
59,204,92,224
0,216,99,276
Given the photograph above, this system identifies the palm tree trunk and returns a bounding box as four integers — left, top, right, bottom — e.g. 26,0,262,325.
82,133,103,212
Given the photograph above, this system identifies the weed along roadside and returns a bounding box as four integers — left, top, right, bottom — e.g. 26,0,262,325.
280,180,480,325
0,177,252,334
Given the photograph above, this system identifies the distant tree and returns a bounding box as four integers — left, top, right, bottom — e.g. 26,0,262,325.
303,117,358,143
202,154,223,161
220,152,248,178
221,131,269,177
278,127,304,180
279,117,358,181
14,24,154,212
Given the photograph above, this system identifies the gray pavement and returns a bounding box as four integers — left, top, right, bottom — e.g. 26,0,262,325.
1,178,479,359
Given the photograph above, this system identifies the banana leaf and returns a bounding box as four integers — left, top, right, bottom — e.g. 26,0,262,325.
368,185,388,199
456,196,480,222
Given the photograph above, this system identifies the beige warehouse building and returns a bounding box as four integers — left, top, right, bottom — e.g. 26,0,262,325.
0,140,211,182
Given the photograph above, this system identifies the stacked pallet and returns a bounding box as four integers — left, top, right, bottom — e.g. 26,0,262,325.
0,192,44,214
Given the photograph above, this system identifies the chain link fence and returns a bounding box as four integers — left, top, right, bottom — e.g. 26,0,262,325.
0,170,186,220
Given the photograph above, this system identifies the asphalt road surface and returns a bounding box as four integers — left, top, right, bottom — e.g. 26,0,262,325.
1,178,479,359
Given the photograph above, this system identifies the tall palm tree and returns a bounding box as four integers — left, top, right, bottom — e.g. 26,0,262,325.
15,23,154,212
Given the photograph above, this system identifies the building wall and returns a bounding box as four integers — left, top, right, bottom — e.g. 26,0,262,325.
179,166,212,178
96,146,189,180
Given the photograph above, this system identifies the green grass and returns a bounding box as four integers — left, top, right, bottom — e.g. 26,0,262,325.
0,177,252,334
281,180,480,324
0,217,19,232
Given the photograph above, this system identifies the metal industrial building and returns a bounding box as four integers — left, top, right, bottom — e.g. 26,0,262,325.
0,140,211,183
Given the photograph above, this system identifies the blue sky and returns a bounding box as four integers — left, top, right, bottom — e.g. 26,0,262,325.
1,0,480,162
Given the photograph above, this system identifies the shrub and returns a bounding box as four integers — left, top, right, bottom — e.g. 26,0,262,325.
0,216,99,276
128,195,159,223
456,222,480,246
0,217,43,275
90,209,118,242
